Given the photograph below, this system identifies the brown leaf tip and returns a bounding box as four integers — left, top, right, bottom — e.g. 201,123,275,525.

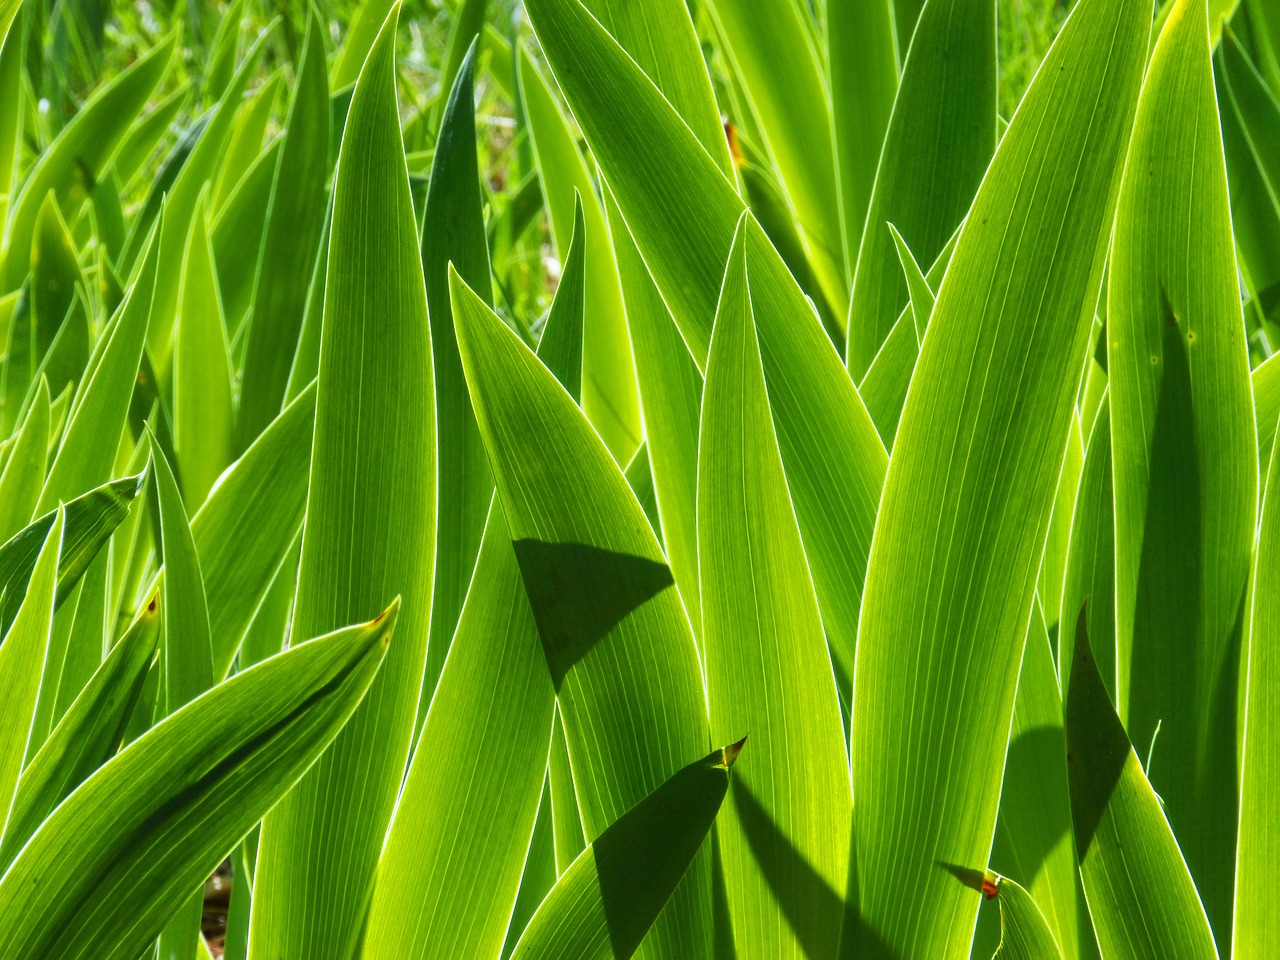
721,735,748,769
146,591,159,614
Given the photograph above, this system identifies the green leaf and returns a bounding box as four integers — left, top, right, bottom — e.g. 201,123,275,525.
1059,395,1115,704
249,10,436,957
143,31,269,369
577,0,732,177
697,220,849,955
992,603,1088,960
237,10,330,449
1037,414,1084,632
510,742,743,960
1217,29,1280,330
0,473,143,634
1235,408,1280,957
1108,0,1257,944
845,0,1150,953
364,503,555,960
36,221,159,514
887,223,934,343
1065,610,1218,960
0,377,48,543
603,188,702,637
173,194,234,508
845,0,996,378
1256,353,1280,470
523,0,887,686
210,139,282,333
0,591,159,869
141,442,210,960
858,225,958,447
152,442,214,717
993,879,1064,960
704,0,845,318
0,603,397,960
1,36,173,290
191,383,315,678
538,195,586,404
516,44,639,460
451,265,714,954
829,0,897,278
419,40,493,706
0,510,60,845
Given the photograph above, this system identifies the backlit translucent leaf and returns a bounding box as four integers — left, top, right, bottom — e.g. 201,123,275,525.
510,743,741,960
451,265,713,956
1065,611,1217,960
1108,0,1257,943
0,604,396,960
845,0,1149,952
698,220,849,956
250,10,436,956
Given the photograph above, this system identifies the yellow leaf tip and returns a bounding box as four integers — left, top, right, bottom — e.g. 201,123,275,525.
721,735,747,768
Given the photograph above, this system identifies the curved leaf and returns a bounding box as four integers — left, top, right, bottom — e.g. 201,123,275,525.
1065,611,1217,960
1108,0,1257,942
451,266,714,956
0,604,397,960
846,0,1150,952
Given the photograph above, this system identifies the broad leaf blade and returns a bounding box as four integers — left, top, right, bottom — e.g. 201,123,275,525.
0,593,159,868
451,267,714,956
364,504,555,960
1108,0,1257,944
250,10,437,956
698,220,849,955
846,0,1150,953
0,511,61,845
1065,611,1218,960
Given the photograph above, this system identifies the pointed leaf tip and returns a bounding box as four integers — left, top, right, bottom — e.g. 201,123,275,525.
721,735,747,768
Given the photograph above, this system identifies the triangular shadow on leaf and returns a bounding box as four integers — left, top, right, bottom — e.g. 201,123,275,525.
733,777,898,959
1066,604,1129,862
511,538,674,690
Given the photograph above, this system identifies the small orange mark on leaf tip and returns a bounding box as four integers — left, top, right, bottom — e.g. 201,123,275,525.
724,122,745,169
722,735,748,769
982,874,1001,901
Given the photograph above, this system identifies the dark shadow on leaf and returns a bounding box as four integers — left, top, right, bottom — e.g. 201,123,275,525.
1001,724,1071,882
1065,605,1130,862
733,778,894,959
512,538,674,690
596,748,729,958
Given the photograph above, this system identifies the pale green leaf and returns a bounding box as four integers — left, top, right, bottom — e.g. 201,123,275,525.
250,9,437,956
0,591,159,869
845,0,995,378
1234,408,1280,957
0,511,60,845
698,219,849,956
451,265,714,955
846,0,1150,952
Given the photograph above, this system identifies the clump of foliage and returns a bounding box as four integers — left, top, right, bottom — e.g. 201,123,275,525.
0,0,1277,958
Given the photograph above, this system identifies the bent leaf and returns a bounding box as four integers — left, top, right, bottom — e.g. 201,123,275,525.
0,604,397,960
